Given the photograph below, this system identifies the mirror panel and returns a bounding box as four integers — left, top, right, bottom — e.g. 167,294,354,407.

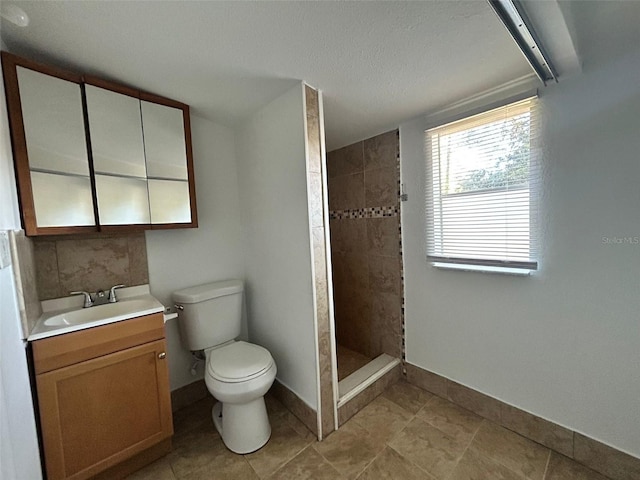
95,175,151,225
17,67,89,176
148,179,191,224
141,101,188,180
85,85,147,178
30,172,95,227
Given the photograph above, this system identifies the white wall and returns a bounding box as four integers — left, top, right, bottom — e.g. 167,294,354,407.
236,83,318,409
145,115,246,391
401,44,640,456
0,39,43,480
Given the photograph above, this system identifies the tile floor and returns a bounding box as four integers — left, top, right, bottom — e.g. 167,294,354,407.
127,380,611,480
337,344,371,381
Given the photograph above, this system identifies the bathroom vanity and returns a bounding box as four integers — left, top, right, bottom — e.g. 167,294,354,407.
29,291,173,480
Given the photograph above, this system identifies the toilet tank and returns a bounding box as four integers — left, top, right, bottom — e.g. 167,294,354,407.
173,280,244,351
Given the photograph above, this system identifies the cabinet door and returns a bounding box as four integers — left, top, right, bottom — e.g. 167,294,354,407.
85,84,151,226
1,52,97,235
140,98,197,227
36,340,172,480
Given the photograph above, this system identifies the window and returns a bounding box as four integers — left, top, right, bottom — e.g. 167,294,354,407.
425,97,539,272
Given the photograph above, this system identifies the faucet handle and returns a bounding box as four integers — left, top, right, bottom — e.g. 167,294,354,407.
70,291,93,308
109,284,125,303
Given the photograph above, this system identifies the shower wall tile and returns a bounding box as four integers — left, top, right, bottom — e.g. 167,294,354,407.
370,292,402,358
364,130,398,171
365,166,398,207
332,252,369,292
367,217,400,257
330,218,367,256
33,240,62,300
312,227,329,313
33,232,149,300
305,87,319,119
336,286,371,357
328,172,365,210
327,142,363,178
313,226,334,437
368,255,400,295
309,172,325,227
307,114,322,174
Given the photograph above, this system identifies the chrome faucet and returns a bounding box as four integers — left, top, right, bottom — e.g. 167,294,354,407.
109,284,125,303
70,284,125,308
70,290,94,308
93,289,109,306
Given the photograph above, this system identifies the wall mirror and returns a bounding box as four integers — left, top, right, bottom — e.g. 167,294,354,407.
16,65,95,229
141,99,193,225
85,84,150,225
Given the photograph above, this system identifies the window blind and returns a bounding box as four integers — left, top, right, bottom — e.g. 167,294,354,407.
425,97,539,270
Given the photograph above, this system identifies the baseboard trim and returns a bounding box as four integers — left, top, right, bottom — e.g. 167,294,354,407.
170,379,208,412
405,362,640,480
270,379,319,438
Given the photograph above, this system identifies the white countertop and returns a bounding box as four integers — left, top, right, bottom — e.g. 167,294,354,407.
28,285,165,341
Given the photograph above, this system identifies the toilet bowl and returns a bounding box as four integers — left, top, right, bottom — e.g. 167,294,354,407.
172,280,277,454
204,341,277,454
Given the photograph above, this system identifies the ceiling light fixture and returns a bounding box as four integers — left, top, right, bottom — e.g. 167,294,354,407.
488,0,557,85
0,4,29,28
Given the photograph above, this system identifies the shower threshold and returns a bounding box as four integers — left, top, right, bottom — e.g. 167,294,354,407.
337,353,401,407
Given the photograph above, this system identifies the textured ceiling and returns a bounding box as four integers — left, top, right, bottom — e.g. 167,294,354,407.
1,1,535,150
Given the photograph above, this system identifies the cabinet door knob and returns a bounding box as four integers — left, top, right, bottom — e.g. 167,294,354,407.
158,352,166,359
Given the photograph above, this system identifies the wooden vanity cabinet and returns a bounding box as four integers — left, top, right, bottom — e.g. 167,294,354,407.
31,313,173,480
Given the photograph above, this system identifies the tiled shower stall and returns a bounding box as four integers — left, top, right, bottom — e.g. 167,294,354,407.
326,130,403,381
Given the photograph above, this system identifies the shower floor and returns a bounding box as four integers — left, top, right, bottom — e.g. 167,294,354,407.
336,344,371,381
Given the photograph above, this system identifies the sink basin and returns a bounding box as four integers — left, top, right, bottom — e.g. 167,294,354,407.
43,298,159,327
29,290,165,341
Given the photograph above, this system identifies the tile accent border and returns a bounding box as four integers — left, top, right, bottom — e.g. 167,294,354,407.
337,363,402,426
170,379,209,413
271,379,319,437
405,362,640,480
329,206,398,220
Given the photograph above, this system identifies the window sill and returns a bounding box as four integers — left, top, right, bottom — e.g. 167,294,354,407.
431,262,533,276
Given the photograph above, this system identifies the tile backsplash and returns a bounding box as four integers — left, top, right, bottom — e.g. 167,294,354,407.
33,232,149,300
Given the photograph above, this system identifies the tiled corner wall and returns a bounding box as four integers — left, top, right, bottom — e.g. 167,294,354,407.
406,363,640,480
304,85,336,438
327,130,403,360
32,232,149,300
8,230,42,337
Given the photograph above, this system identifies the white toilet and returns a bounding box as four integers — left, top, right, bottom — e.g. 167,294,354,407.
173,280,277,454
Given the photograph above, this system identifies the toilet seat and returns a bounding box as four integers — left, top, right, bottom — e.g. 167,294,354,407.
207,341,273,383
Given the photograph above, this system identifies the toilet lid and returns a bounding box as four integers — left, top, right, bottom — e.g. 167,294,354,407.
207,341,273,383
